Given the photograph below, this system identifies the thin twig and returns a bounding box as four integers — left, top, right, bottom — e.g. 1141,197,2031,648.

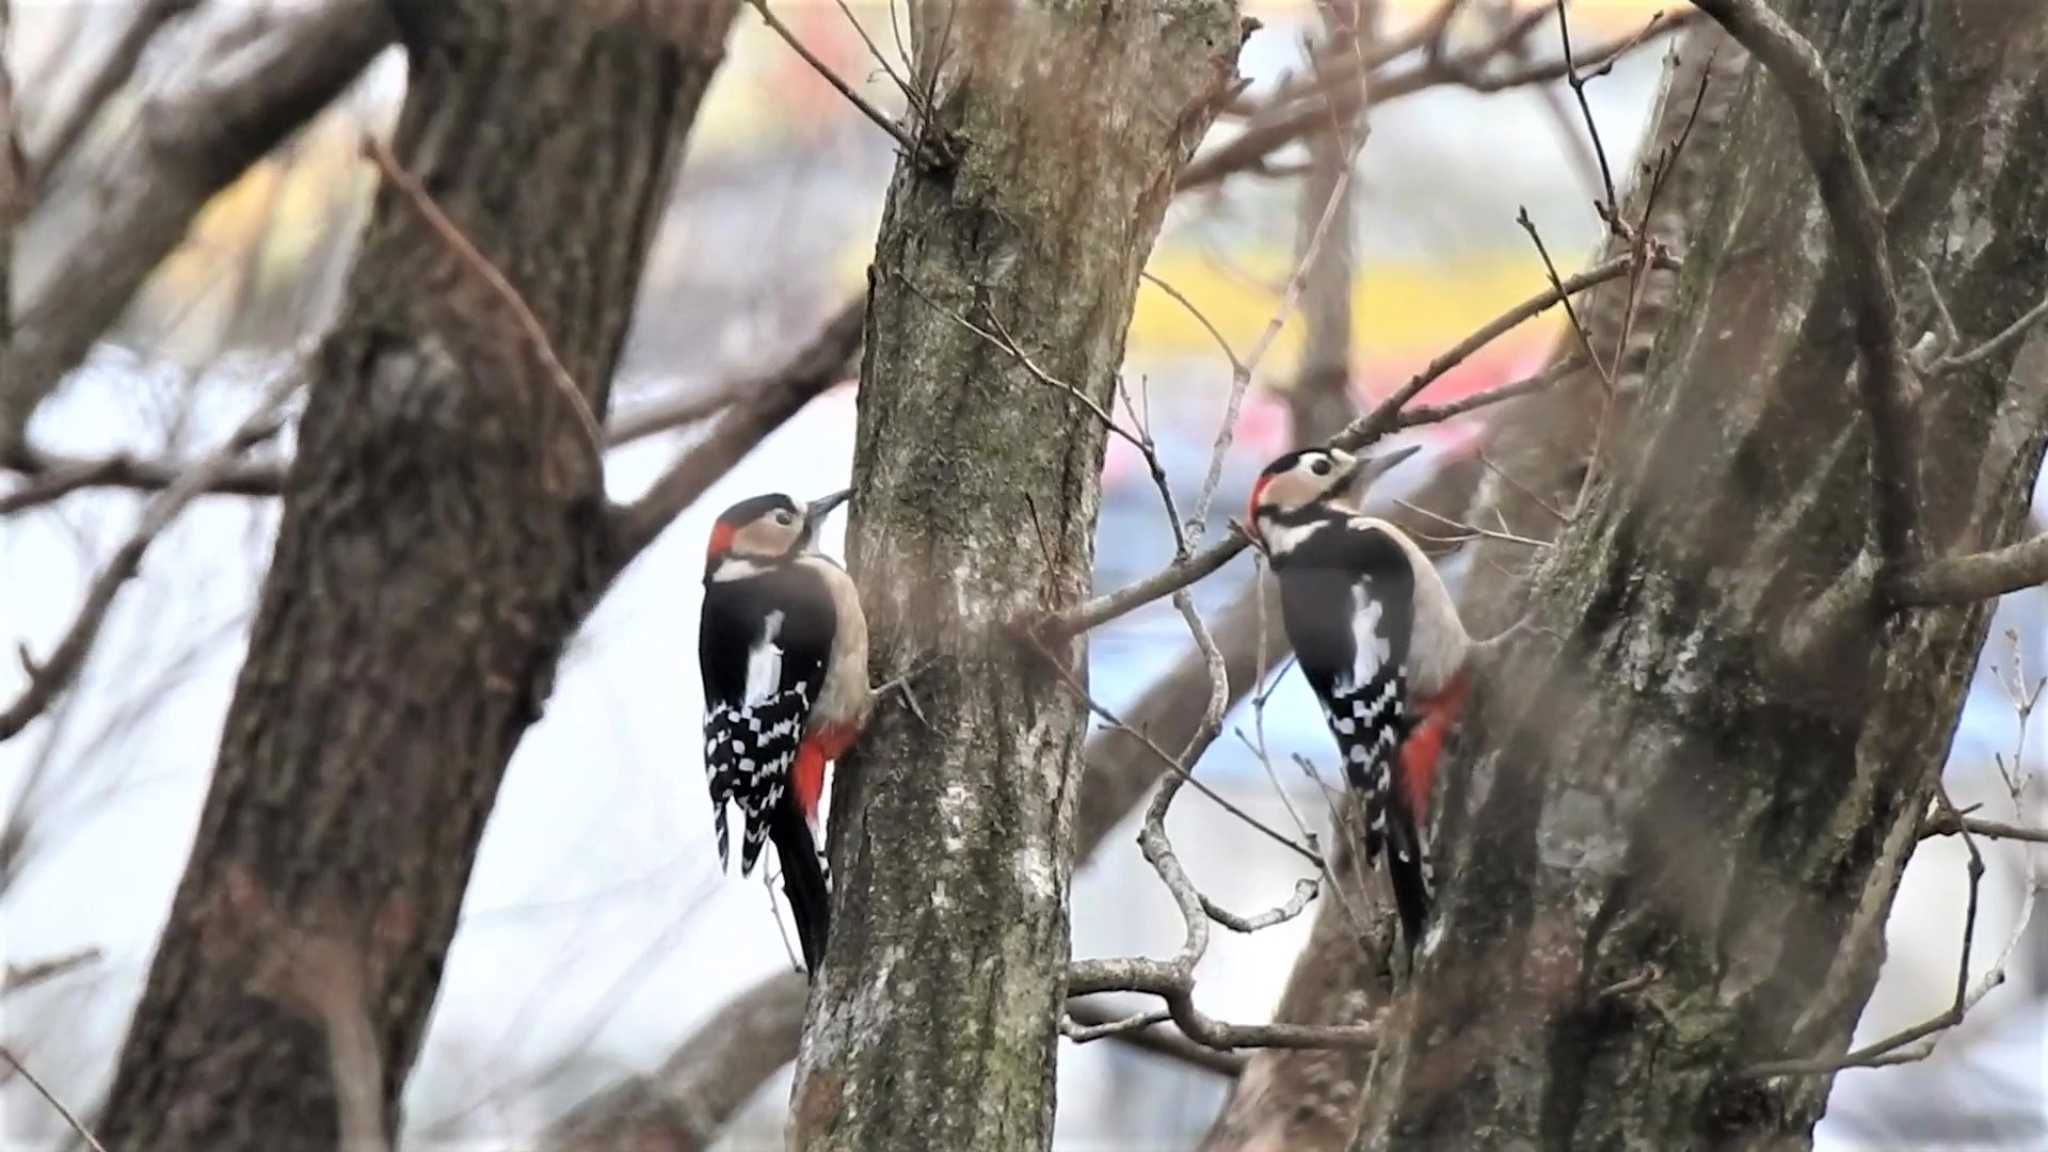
1049,252,1675,638
1932,290,2048,375
360,133,605,481
1885,532,2048,608
0,364,302,740
1062,998,1247,1075
1393,356,1584,431
1393,497,1553,550
2,946,102,996
1552,0,1620,230
1,1048,113,1152
1517,206,1611,384
1919,813,2048,845
1749,644,2042,1077
743,0,939,168
1191,158,1358,536
1026,634,1321,867
1204,877,1320,933
1478,450,1571,524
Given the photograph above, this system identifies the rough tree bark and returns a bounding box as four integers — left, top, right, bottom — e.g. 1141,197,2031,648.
95,3,739,1149
1359,3,2048,1148
1205,26,1746,1150
787,3,1242,1149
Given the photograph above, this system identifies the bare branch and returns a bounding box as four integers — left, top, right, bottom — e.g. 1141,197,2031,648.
1177,9,1693,192
1060,1005,1172,1042
31,0,202,184
742,0,941,168
1,437,289,512
547,971,810,1152
1919,812,2048,845
1931,288,2048,375
2,946,101,997
1751,645,2043,1077
1551,0,1620,227
0,362,301,741
1516,206,1610,383
1885,532,2048,608
2,0,393,442
604,297,864,572
1393,356,1582,432
0,1047,112,1152
1191,150,1359,535
1204,877,1320,934
1061,1000,1248,1075
1691,0,1920,562
1049,251,1676,637
1027,633,1321,867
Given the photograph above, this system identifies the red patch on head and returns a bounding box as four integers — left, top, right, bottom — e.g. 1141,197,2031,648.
706,520,737,563
1247,472,1274,528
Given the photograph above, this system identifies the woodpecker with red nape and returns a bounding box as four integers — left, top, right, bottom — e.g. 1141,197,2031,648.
1249,444,1470,952
700,489,869,976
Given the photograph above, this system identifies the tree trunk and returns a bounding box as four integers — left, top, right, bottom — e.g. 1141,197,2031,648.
788,4,1241,1149
1359,3,2048,1148
97,4,737,1148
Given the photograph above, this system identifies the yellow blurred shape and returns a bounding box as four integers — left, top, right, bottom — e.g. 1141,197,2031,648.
1129,249,1562,367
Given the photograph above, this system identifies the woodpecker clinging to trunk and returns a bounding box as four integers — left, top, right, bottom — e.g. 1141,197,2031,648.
699,489,869,976
1248,444,1470,952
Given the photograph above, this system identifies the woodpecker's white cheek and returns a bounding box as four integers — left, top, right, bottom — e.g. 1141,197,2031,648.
712,558,772,582
1262,518,1322,556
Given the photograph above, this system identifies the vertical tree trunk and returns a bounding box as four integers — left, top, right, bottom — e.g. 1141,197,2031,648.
789,4,1241,1149
1359,4,2048,1148
97,4,737,1149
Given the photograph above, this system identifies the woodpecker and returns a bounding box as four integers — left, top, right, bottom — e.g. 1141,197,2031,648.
699,489,869,976
1248,444,1470,952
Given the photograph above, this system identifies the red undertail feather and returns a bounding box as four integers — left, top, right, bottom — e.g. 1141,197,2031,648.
793,723,858,823
1397,670,1470,825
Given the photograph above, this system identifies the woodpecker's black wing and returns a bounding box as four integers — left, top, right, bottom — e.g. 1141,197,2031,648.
699,565,838,875
1274,520,1434,943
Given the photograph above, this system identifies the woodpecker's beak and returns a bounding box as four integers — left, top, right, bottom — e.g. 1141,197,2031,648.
1338,443,1421,500
799,488,853,547
805,488,852,521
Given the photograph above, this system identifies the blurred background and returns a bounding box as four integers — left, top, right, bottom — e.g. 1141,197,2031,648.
1,1,2041,1147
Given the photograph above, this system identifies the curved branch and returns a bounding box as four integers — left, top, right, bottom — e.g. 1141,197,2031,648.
1691,0,1920,562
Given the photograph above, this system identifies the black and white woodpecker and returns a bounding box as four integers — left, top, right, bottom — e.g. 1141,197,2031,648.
699,489,869,976
1248,444,1471,952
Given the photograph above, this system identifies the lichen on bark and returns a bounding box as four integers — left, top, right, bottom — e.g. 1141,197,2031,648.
1357,4,2048,1149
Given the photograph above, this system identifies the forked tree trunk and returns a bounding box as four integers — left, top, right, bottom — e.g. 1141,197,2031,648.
789,3,1241,1149
97,4,738,1148
1359,3,2048,1148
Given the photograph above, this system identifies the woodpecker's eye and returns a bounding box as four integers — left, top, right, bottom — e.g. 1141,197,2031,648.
1309,457,1333,477
774,511,795,527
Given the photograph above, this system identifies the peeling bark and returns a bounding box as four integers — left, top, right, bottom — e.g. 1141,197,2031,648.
1358,4,2048,1148
788,4,1242,1149
95,4,739,1149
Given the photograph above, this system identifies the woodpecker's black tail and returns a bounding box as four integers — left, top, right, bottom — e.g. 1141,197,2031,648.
1383,808,1431,955
769,798,831,979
